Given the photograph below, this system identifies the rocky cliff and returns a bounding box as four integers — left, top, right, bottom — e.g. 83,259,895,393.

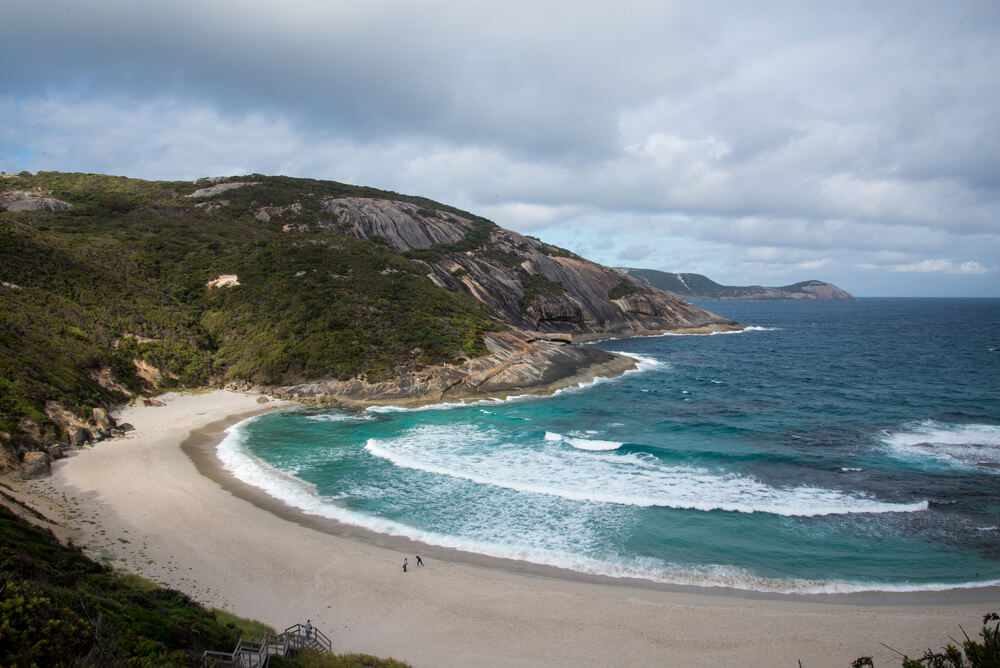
318,197,739,340
277,330,637,409
623,269,853,301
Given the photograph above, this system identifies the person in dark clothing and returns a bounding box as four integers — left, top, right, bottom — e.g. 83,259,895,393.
416,555,424,567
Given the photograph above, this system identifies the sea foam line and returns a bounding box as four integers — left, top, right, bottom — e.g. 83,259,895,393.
881,420,1000,470
545,431,623,451
217,417,990,596
585,324,778,344
363,424,928,517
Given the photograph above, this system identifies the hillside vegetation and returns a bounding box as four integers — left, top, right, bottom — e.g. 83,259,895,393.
0,500,408,666
0,172,501,456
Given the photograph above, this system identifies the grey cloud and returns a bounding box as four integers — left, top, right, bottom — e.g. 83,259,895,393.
3,0,1000,296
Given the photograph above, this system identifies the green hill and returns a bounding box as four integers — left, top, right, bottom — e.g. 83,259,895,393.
0,172,501,461
1,172,738,468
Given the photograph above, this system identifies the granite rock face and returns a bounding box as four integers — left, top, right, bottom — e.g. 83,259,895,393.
320,197,469,252
275,329,637,408
314,197,739,341
0,190,73,212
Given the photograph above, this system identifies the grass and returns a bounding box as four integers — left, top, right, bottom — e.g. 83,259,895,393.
211,607,276,640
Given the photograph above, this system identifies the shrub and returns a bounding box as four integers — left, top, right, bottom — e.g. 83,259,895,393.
608,282,648,300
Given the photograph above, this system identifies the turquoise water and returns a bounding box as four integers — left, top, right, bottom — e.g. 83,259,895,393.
220,299,1000,593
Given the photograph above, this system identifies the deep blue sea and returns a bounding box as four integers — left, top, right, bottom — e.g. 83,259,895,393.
219,298,1000,594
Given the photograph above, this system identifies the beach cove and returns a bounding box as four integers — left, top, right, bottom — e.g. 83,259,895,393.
5,386,994,668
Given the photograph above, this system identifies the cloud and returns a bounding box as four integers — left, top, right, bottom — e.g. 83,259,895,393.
2,1,1000,296
886,259,991,275
618,245,656,262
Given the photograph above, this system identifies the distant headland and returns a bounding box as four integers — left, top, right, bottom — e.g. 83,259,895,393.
621,268,853,301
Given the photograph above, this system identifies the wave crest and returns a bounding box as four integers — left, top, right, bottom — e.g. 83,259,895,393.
364,424,926,517
881,420,1000,470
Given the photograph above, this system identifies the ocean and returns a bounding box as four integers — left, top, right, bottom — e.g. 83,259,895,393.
218,298,1000,594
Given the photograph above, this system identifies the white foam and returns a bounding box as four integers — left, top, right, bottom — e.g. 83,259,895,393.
881,420,1000,470
365,397,507,414
363,424,927,517
219,416,989,595
217,419,329,515
304,411,374,423
566,437,623,451
546,431,624,451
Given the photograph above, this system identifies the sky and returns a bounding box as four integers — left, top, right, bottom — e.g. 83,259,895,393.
2,1,999,297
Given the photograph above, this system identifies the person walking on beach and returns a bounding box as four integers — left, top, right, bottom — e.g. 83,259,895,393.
402,557,408,573
416,555,424,567
304,619,313,639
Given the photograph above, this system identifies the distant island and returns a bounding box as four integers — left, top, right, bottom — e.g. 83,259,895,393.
621,268,853,301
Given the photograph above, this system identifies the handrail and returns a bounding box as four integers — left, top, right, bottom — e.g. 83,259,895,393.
282,623,333,654
202,622,331,667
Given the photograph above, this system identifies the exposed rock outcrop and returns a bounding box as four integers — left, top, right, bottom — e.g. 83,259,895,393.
207,274,240,288
319,197,469,252
92,408,115,433
256,202,302,222
186,181,260,198
314,197,740,340
1,190,73,212
22,451,52,479
276,329,637,408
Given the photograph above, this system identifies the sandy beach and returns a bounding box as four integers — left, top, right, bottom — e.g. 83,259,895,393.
9,390,999,667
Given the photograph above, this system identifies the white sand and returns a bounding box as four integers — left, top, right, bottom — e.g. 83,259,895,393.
16,390,999,667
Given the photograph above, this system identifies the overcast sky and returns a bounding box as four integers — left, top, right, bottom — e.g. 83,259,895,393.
2,1,998,296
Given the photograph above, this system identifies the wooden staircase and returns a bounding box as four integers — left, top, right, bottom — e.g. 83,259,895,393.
202,623,332,667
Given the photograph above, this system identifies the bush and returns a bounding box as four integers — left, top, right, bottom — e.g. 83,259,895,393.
520,273,565,310
608,282,648,300
857,612,1000,667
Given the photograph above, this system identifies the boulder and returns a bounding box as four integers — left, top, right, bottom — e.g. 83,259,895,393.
0,190,73,212
69,427,92,447
22,451,52,479
92,407,115,431
117,422,135,432
256,396,270,404
47,444,65,460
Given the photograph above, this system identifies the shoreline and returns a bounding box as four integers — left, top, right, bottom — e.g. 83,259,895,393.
195,406,1000,606
10,390,1000,666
